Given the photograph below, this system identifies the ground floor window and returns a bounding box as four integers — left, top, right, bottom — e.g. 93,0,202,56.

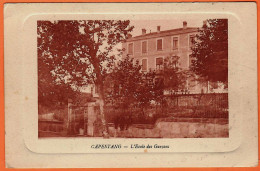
141,58,148,71
156,57,164,70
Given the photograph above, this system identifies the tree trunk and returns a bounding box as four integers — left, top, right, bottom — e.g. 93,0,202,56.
98,83,109,138
91,54,109,138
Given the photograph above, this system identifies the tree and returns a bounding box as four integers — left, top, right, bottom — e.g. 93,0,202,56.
135,70,156,114
162,56,190,95
152,55,190,115
190,19,228,85
38,20,134,137
38,49,78,111
105,56,155,116
104,56,156,130
105,56,142,106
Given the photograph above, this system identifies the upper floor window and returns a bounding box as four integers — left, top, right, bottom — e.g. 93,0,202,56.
128,43,134,55
172,37,179,50
141,59,148,71
156,57,164,70
156,39,163,51
189,35,195,48
142,41,147,54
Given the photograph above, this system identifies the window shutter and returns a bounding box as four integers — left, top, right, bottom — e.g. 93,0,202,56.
157,39,162,50
128,43,133,54
142,41,147,53
142,59,147,71
173,37,178,49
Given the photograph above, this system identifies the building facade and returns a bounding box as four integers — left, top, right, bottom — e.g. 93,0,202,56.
122,21,207,94
123,21,196,70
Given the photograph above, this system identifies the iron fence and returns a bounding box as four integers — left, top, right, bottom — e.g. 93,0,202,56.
165,93,228,118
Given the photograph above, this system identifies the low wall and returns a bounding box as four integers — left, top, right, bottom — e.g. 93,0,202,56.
108,118,228,138
38,120,66,137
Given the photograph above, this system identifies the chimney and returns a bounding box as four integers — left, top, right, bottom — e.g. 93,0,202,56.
142,29,146,35
183,21,187,29
157,26,161,32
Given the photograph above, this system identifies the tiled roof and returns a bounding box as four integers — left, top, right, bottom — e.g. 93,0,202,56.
126,27,199,42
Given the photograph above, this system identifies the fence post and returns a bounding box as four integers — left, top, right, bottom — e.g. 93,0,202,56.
84,108,88,135
67,99,73,135
87,102,96,136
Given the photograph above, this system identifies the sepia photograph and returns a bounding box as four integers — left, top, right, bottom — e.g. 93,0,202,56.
38,19,228,139
4,2,258,168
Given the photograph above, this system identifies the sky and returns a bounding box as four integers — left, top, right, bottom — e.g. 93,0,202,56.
129,19,205,37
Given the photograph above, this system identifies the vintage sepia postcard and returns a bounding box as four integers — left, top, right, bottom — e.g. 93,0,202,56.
4,2,258,168
38,19,228,139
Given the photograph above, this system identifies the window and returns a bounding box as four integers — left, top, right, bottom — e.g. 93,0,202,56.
141,59,148,71
172,60,178,68
156,57,164,70
128,43,133,54
142,41,147,54
172,37,178,50
156,39,163,51
171,55,179,68
189,35,195,48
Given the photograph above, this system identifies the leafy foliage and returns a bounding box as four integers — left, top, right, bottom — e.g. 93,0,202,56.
38,20,134,87
38,20,134,136
190,19,228,84
151,55,191,115
105,56,155,109
38,51,78,109
104,56,157,130
105,55,190,126
162,56,190,94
